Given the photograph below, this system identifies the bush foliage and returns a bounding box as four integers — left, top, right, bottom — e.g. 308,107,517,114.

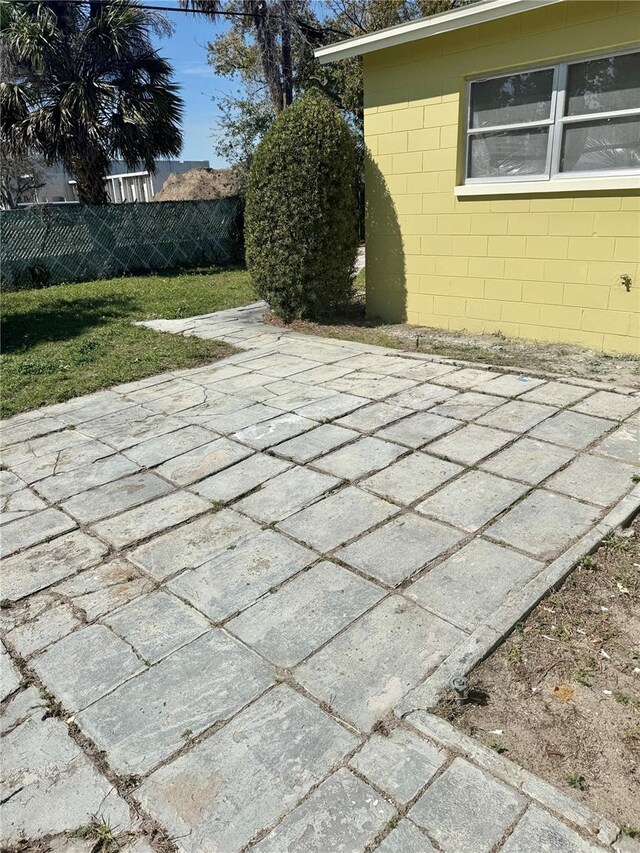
245,90,359,321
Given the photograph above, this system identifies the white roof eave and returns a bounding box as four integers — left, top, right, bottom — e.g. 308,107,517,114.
314,0,564,63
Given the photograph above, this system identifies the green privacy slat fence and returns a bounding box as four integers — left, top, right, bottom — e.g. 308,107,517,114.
0,197,243,289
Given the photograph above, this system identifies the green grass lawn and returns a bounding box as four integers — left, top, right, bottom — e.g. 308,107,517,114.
1,267,256,418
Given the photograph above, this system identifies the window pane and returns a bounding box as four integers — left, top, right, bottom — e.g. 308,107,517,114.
470,69,554,128
560,116,640,172
566,52,640,116
468,127,549,178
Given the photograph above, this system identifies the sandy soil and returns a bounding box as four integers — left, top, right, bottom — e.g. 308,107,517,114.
437,517,640,831
266,296,640,388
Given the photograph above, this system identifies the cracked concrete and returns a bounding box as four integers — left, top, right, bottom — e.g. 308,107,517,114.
1,302,638,851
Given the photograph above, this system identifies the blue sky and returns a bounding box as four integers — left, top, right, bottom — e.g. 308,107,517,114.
153,11,236,167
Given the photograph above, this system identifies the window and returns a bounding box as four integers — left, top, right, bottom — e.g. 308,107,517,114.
465,49,640,183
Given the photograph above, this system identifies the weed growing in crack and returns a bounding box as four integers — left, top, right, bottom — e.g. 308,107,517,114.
75,818,118,851
567,772,587,791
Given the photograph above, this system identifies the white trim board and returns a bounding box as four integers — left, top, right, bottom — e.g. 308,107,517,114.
314,0,564,63
455,175,640,196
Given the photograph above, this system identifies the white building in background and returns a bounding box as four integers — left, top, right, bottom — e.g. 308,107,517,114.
30,159,209,204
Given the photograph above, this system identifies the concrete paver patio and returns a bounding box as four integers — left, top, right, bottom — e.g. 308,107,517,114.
1,303,638,851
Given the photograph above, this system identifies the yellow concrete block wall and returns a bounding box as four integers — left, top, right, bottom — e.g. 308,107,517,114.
363,1,640,354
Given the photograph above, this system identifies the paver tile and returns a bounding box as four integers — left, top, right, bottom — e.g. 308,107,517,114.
179,397,261,430
123,424,218,467
339,353,418,375
336,402,413,432
475,374,546,398
0,488,46,525
10,439,115,485
546,453,636,507
254,769,394,852
293,363,354,385
1,416,69,448
33,454,140,503
61,472,173,523
416,471,528,533
529,410,616,450
54,557,154,619
103,590,209,663
3,429,96,467
33,624,144,711
1,531,108,601
328,372,416,400
409,758,525,853
168,529,316,621
227,561,383,666
480,437,576,485
7,603,80,658
266,384,337,412
296,392,366,420
592,420,639,464
422,424,513,466
572,391,639,421
1,508,76,559
377,412,461,449
405,539,543,632
390,383,458,411
103,413,188,451
136,685,358,853
1,716,131,844
190,453,292,502
336,514,464,586
232,412,316,450
393,361,458,382
430,391,503,421
0,685,42,733
375,820,437,852
155,437,252,485
78,631,273,775
520,381,591,407
130,509,258,580
432,367,500,389
477,400,556,433
362,453,462,505
278,486,397,552
349,729,447,804
295,596,464,731
273,423,359,463
486,490,597,559
144,385,211,415
500,805,603,853
91,491,210,549
313,436,406,480
0,470,27,496
234,466,339,523
237,353,322,378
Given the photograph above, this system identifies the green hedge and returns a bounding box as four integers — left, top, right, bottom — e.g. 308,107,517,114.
245,90,359,321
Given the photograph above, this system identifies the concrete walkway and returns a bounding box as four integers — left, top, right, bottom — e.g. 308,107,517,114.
1,303,639,852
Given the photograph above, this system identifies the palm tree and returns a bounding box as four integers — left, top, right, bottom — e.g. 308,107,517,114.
1,0,184,205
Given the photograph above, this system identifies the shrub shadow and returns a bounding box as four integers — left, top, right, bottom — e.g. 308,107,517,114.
364,148,407,323
2,295,137,353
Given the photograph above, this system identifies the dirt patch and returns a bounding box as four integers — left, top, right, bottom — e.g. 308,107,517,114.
436,519,640,831
154,168,241,202
264,298,640,388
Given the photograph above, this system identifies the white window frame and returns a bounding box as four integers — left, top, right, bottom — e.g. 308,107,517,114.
463,46,640,186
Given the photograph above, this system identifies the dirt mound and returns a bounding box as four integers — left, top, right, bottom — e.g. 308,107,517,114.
154,167,241,202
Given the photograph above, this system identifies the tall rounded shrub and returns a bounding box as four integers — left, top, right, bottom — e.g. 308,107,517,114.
245,90,359,321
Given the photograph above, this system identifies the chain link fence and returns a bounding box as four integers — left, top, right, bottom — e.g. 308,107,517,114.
0,197,243,290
